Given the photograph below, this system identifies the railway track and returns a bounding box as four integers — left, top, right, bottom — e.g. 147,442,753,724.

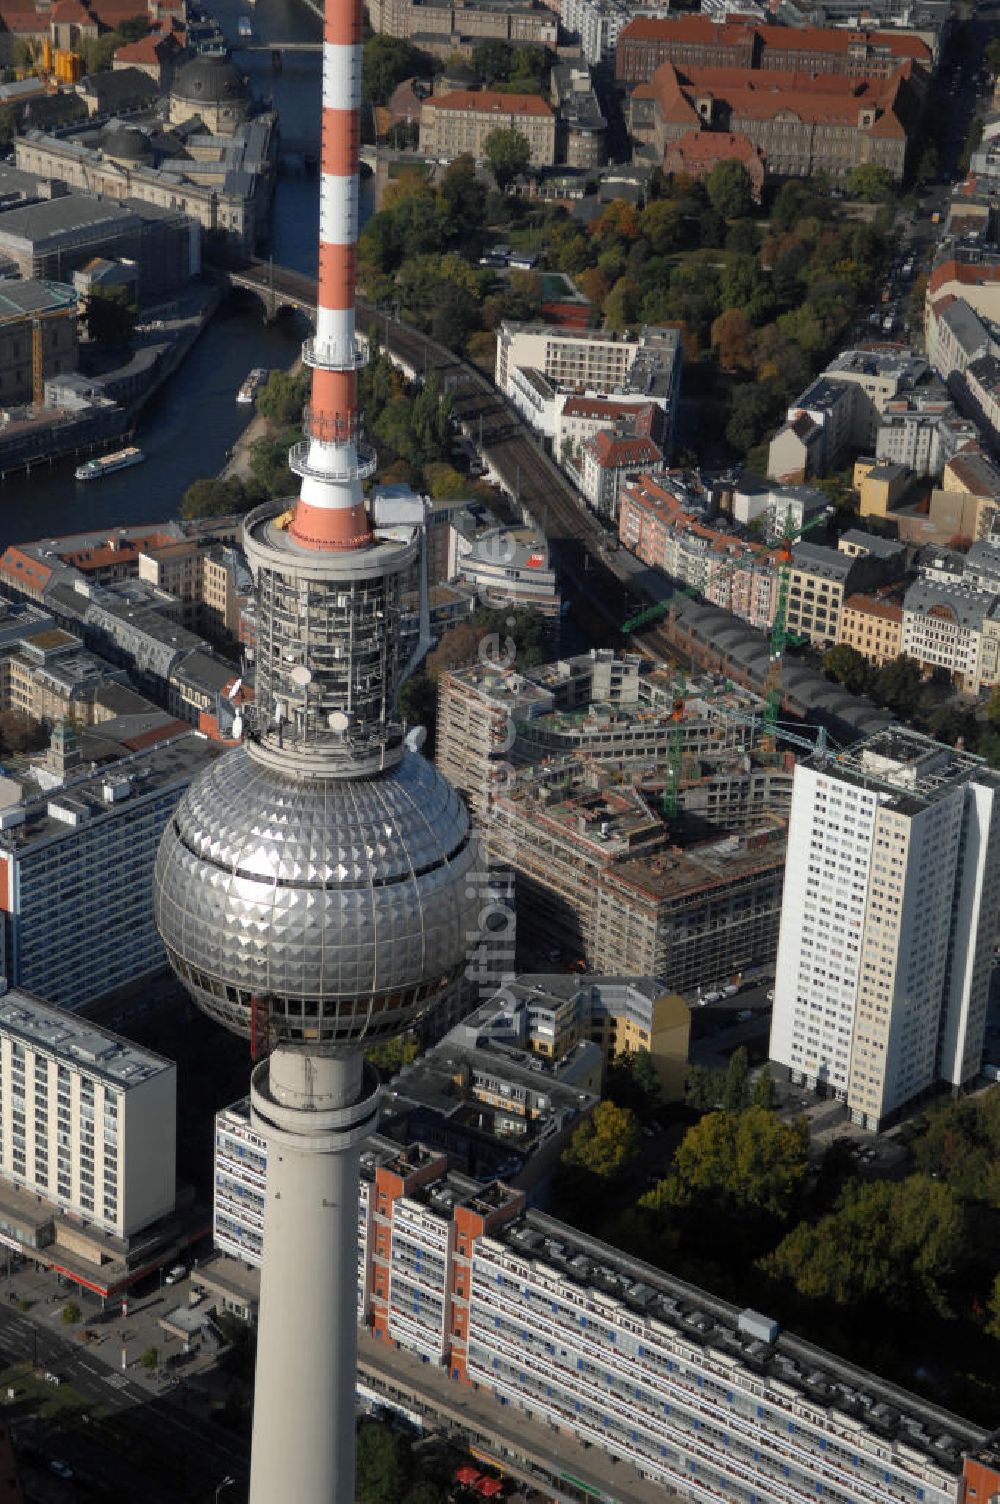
356,309,640,641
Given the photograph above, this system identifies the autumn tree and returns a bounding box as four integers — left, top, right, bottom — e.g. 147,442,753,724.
711,308,754,372
644,1107,808,1222
562,1101,641,1179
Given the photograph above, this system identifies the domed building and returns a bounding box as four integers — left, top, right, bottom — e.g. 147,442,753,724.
99,122,152,167
169,54,250,134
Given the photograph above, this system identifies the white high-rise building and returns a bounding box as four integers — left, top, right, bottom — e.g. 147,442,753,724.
770,729,1000,1130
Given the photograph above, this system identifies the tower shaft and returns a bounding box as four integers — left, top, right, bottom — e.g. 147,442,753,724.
289,0,371,553
249,1049,379,1504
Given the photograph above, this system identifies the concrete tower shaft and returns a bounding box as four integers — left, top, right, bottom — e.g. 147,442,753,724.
289,0,371,553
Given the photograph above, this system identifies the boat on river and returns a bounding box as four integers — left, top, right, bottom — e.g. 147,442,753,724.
237,367,268,404
74,446,145,482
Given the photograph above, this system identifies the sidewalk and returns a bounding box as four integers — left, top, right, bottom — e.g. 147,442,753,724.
0,1261,219,1397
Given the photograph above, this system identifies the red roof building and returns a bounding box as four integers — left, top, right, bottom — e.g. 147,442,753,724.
663,128,765,199
419,89,557,168
616,14,931,86
631,60,920,185
580,429,664,522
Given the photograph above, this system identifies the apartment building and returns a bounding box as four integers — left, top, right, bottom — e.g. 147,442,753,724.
211,1115,988,1504
139,538,251,641
418,91,556,168
496,323,682,443
629,62,919,185
770,729,1000,1129
492,760,788,983
579,431,663,521
448,974,690,1094
785,541,887,649
0,627,129,726
614,15,931,86
619,476,783,631
836,592,904,667
368,0,557,50
900,579,1000,695
875,389,976,477
0,731,220,1010
560,0,659,65
0,986,175,1241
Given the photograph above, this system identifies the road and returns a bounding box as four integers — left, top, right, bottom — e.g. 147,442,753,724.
0,1300,249,1502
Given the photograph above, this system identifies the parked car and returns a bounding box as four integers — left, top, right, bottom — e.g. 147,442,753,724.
164,1265,187,1286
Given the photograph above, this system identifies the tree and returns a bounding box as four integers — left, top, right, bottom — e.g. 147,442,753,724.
140,1346,159,1371
765,1176,965,1315
823,644,875,697
603,275,640,332
0,710,48,754
356,1421,409,1504
639,198,684,255
562,1101,640,1179
706,160,752,219
873,654,923,717
721,1047,749,1113
483,127,531,189
752,1066,774,1110
363,36,422,106
726,381,781,454
473,38,513,84
398,672,437,744
847,164,894,203
256,368,310,425
82,289,136,351
684,1064,721,1112
61,1301,81,1325
711,308,754,372
646,1107,808,1222
180,476,250,520
986,1272,1000,1340
605,1048,663,1117
912,1089,1000,1207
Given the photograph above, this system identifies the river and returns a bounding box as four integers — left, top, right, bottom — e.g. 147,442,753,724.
0,0,343,547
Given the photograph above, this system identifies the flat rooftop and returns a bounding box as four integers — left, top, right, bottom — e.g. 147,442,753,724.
0,729,220,850
809,726,992,808
607,825,786,903
498,1208,985,1477
0,985,172,1087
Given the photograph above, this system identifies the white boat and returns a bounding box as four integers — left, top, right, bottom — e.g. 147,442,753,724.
237,15,253,38
237,367,268,404
74,446,145,482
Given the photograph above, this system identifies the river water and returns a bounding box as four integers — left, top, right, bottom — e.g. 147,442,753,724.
0,0,335,547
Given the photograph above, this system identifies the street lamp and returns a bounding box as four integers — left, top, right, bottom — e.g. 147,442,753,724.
215,1477,235,1503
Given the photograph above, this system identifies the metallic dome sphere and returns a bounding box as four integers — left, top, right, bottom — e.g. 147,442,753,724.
153,744,482,1049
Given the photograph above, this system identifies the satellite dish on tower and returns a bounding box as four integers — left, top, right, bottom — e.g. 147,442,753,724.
289,666,312,689
328,710,349,732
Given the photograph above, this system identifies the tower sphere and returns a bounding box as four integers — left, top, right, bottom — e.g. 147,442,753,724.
153,740,480,1049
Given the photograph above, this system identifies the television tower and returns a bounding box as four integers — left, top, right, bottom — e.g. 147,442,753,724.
151,0,481,1494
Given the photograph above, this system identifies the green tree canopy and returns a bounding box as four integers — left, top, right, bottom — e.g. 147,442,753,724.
82,289,136,351
363,35,422,106
356,1421,409,1504
721,1046,749,1113
562,1100,641,1178
645,1107,808,1221
764,1176,965,1315
847,163,894,203
912,1089,1000,1206
483,127,531,189
473,38,514,84
257,368,310,425
180,476,251,520
823,644,876,697
705,160,752,219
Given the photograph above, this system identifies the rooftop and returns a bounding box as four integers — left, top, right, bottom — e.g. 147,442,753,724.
0,985,172,1087
0,730,220,851
809,726,992,808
